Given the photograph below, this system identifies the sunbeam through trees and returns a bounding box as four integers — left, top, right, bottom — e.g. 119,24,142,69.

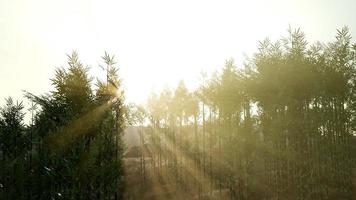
124,27,356,200
0,27,356,200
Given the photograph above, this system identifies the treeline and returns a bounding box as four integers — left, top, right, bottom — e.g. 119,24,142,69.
0,52,126,199
138,27,356,199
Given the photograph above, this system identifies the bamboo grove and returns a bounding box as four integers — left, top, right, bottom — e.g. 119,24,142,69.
136,27,356,199
0,52,126,199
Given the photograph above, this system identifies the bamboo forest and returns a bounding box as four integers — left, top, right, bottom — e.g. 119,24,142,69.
2,1,356,200
0,26,355,199
124,27,356,199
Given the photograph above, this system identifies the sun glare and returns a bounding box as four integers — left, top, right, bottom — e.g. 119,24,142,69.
1,0,356,199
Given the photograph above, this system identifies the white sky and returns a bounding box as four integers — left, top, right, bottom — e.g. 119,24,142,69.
0,0,356,108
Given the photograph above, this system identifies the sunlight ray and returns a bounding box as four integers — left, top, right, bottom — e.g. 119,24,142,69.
45,97,117,153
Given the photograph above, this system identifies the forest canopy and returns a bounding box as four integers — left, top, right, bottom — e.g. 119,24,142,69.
0,52,126,199
0,27,356,200
128,27,356,200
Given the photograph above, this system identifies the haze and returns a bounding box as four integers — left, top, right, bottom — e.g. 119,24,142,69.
0,0,355,105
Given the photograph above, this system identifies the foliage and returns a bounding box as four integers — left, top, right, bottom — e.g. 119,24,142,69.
139,27,356,200
0,51,126,200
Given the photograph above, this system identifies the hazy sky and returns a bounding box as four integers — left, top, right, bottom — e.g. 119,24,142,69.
0,0,356,107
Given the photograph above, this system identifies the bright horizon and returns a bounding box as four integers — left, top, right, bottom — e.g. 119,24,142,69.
1,0,356,106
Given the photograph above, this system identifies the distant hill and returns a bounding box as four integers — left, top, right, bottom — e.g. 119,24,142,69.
123,126,152,158
124,126,142,148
